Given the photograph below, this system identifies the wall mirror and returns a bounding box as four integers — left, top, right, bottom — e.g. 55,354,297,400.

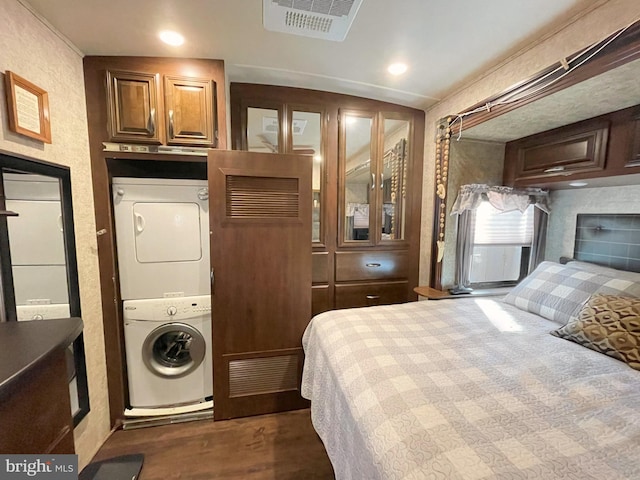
431,21,640,290
0,153,89,425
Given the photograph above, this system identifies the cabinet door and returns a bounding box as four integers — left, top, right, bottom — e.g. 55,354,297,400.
106,70,161,143
379,115,411,243
340,111,377,246
208,150,311,420
514,120,609,181
165,76,216,146
628,116,640,167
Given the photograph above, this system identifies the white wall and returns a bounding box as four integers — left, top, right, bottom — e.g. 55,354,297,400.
0,0,109,467
420,0,640,285
546,185,640,262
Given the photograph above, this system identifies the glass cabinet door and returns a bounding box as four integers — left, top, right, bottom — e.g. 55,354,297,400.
380,116,410,242
291,110,323,243
342,113,375,243
247,107,280,153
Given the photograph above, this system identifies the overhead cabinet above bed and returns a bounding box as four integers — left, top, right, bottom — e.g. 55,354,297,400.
504,104,640,187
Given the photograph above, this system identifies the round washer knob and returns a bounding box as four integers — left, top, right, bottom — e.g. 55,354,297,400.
167,306,177,316
32,314,44,320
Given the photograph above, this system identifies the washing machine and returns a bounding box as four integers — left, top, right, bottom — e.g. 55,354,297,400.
123,295,213,415
112,177,210,300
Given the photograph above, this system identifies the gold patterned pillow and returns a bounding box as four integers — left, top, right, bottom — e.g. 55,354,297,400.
550,294,640,370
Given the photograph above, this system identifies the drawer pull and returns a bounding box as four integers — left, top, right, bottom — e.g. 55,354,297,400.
543,166,565,173
365,262,381,268
366,295,380,300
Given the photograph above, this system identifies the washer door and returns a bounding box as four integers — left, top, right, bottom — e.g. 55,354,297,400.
142,322,206,379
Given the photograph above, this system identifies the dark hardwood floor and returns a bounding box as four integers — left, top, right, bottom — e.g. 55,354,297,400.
87,409,335,480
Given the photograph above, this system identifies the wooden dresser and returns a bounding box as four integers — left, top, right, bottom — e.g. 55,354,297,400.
0,317,82,453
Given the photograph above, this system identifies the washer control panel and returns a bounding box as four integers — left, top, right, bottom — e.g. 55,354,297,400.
123,295,211,321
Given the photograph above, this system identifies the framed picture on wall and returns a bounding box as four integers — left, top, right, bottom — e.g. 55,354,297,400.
4,71,52,143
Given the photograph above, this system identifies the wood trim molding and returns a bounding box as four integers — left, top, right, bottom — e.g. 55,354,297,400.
450,19,640,136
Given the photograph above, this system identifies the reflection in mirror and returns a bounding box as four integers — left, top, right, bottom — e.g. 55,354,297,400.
292,110,322,242
344,115,373,241
382,118,409,241
441,141,505,288
247,107,279,153
246,107,324,242
4,173,70,310
0,158,88,425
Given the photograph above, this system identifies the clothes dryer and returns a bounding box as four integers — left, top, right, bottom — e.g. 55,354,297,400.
112,177,210,300
123,295,212,415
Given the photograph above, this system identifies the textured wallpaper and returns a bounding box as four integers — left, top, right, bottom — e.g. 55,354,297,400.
0,0,109,468
420,0,640,286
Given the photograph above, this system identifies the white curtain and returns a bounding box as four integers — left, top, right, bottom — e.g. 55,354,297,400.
450,184,550,293
450,184,549,215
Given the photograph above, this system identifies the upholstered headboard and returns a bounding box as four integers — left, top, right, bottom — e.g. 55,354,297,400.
574,214,640,273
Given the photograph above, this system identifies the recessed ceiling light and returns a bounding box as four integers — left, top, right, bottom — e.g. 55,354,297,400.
159,30,184,46
569,181,589,187
388,62,408,76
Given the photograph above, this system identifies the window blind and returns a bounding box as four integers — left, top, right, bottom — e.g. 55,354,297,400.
471,201,533,245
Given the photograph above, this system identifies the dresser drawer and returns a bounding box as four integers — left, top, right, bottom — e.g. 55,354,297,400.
335,281,408,309
335,251,409,282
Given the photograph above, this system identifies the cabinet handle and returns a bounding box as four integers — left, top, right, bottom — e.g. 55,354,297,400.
148,107,156,136
365,262,381,268
371,173,375,190
380,172,384,189
543,166,565,173
366,295,380,300
169,109,174,139
210,268,215,293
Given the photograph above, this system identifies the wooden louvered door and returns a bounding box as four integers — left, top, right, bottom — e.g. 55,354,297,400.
208,150,312,420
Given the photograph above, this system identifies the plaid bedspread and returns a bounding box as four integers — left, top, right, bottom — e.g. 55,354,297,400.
301,298,640,479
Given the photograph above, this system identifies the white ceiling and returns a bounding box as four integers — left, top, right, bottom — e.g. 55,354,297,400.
22,0,590,110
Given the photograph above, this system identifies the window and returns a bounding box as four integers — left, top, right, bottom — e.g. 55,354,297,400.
468,202,534,286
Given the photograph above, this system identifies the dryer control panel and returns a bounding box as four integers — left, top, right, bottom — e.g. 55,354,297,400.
123,295,211,321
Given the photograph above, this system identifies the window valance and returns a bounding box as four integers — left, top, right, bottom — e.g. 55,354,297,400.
450,184,550,215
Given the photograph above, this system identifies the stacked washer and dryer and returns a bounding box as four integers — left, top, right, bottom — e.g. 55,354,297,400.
112,178,213,420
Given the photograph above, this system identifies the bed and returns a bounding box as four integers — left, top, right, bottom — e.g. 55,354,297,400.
301,260,640,479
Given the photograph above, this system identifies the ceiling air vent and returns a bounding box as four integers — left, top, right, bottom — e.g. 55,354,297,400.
263,0,363,42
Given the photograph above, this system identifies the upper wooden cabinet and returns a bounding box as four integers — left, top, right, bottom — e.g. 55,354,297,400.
504,105,640,187
164,76,216,146
509,118,609,182
85,57,227,150
106,70,161,144
107,70,217,147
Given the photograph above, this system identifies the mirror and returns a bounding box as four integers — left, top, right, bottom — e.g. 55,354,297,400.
0,154,89,425
381,117,410,241
433,26,640,290
343,114,374,242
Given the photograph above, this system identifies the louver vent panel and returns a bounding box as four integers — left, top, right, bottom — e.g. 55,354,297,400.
274,0,355,17
229,355,299,398
226,175,299,218
285,11,332,33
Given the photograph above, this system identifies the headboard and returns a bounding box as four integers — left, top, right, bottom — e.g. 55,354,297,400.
574,214,640,273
